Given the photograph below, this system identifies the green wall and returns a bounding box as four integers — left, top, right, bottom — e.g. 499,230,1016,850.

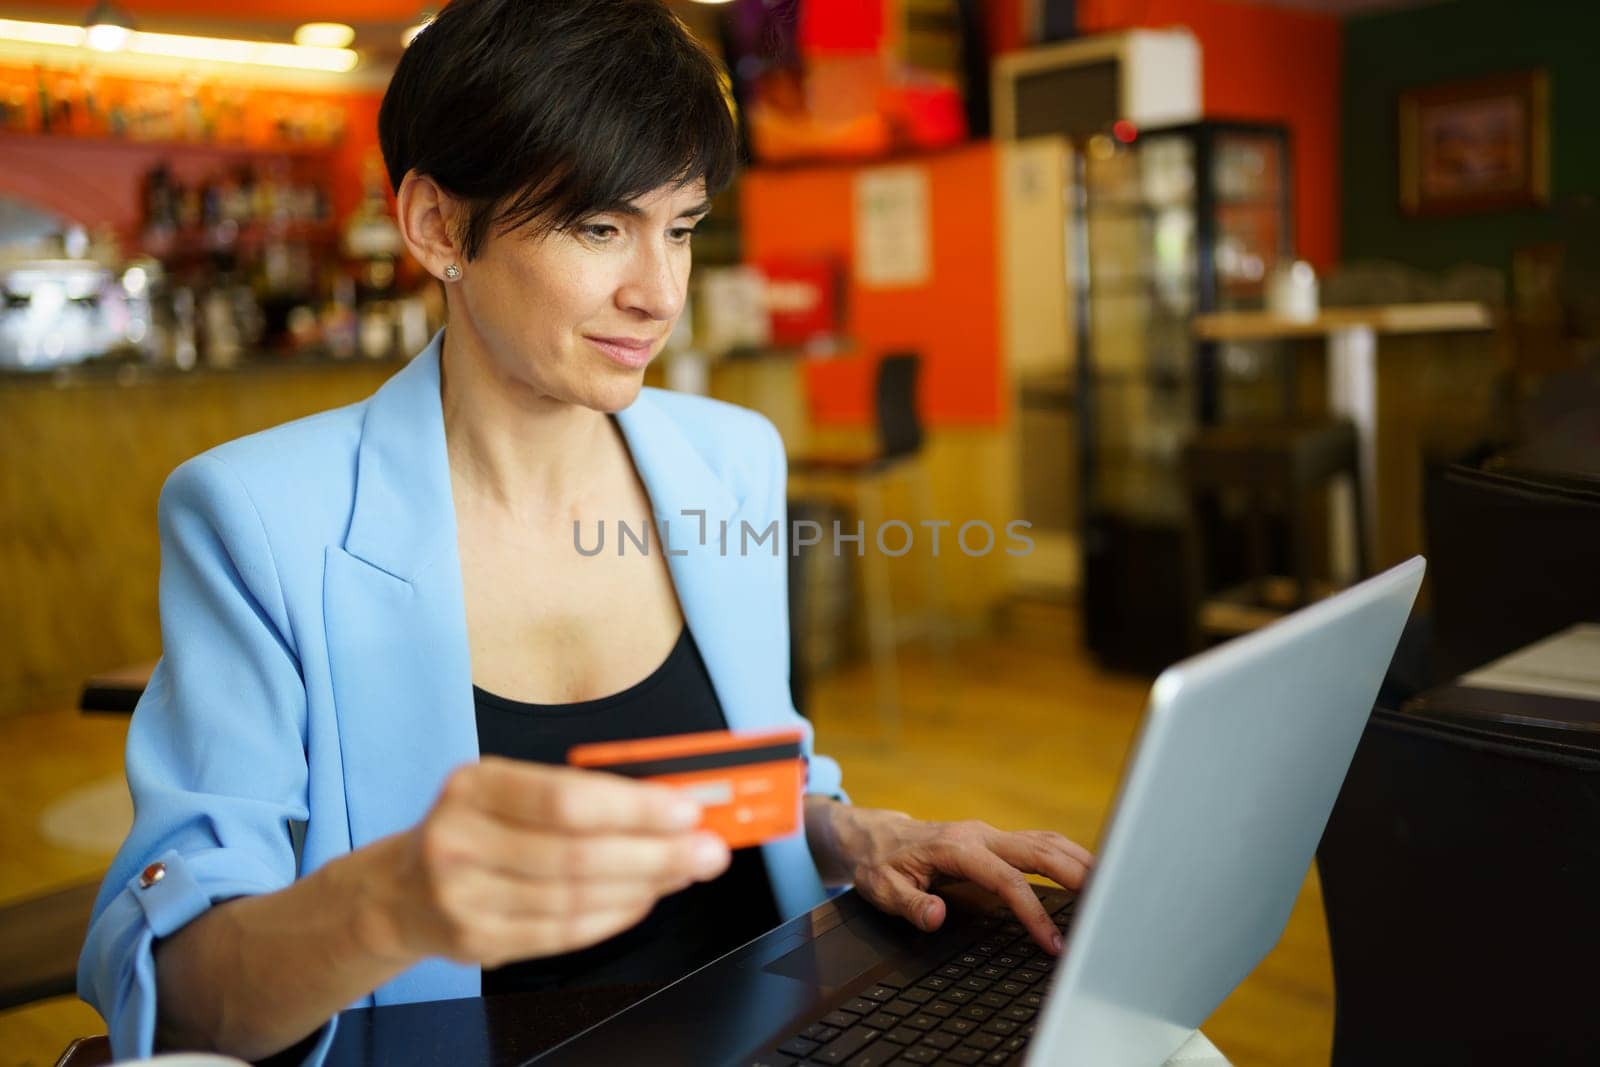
1342,0,1600,274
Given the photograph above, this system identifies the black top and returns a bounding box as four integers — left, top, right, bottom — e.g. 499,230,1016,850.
474,626,780,996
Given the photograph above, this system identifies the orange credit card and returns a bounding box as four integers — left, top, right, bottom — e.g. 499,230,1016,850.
568,728,805,850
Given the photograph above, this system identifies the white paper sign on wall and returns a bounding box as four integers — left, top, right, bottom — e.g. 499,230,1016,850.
854,165,931,289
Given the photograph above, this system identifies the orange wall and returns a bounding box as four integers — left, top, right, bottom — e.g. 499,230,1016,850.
1078,0,1343,269
740,143,1001,428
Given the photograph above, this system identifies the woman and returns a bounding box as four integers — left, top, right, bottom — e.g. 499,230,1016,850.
78,0,1093,1060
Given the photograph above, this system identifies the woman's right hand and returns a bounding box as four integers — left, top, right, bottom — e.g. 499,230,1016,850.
359,756,731,969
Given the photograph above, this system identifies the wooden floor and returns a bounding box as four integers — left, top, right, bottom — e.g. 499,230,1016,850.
0,601,1332,1066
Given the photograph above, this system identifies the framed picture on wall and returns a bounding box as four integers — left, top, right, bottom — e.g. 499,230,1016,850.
1399,70,1549,216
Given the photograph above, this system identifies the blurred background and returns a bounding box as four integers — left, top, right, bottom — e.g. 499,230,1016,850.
2,1,1597,1064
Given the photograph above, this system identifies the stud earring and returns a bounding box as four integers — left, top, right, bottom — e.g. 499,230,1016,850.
443,264,461,280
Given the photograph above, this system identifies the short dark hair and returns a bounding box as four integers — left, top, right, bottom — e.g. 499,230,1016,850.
378,0,737,261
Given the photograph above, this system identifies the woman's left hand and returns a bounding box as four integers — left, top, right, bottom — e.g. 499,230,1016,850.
804,799,1094,956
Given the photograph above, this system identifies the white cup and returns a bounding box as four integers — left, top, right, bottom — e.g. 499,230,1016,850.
1267,260,1320,321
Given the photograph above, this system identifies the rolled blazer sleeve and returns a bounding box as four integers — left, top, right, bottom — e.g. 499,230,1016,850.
78,453,313,1060
758,417,847,805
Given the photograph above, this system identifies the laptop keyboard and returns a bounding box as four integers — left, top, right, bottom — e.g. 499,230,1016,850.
746,886,1075,1067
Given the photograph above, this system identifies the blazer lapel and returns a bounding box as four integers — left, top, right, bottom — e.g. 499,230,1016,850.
323,331,475,855
322,330,479,1004
616,400,830,920
613,398,759,731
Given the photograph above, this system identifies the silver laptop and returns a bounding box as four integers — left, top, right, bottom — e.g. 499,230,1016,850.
532,557,1426,1066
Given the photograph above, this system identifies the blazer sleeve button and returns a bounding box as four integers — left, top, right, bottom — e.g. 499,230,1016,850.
139,862,167,889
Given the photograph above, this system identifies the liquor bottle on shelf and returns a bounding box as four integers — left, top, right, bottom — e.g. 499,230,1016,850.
321,271,359,360
250,164,275,224
181,85,206,142
77,69,104,137
140,164,180,248
202,279,242,367
343,155,405,359
49,74,78,133
34,67,51,133
170,285,198,370
214,91,245,144
176,181,201,232
0,83,28,131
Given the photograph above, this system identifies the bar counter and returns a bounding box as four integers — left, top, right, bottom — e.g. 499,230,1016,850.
0,350,406,719
0,346,410,388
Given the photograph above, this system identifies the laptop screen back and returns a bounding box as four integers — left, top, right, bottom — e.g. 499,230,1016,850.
1029,558,1425,1065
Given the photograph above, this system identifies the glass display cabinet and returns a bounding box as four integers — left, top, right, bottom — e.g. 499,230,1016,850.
1078,120,1294,673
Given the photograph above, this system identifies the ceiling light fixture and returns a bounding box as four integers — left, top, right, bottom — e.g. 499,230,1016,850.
128,30,358,71
83,1,132,52
0,16,358,72
0,17,84,48
293,22,355,49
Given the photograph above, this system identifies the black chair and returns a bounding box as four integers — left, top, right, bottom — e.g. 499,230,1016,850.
1181,418,1368,649
1317,705,1600,1065
790,352,925,476
788,352,949,736
1424,428,1600,683
1319,422,1600,1063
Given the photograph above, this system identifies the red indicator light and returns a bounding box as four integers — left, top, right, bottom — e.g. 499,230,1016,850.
1112,120,1138,143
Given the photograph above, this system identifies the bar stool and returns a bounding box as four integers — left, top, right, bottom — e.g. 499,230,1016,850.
788,352,951,738
1182,418,1369,650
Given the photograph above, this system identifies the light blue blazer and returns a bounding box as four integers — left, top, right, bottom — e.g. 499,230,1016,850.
78,330,847,1060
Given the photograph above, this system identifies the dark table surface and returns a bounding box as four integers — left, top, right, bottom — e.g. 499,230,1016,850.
310,985,662,1067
